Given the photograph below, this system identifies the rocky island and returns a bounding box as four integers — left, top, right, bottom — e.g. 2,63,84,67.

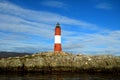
0,52,120,73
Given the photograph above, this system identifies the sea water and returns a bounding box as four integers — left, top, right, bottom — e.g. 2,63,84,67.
0,72,119,80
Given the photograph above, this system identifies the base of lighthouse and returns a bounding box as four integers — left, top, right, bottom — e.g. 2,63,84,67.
54,43,62,53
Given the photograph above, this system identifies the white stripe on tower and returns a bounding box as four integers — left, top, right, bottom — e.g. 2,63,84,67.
55,35,61,43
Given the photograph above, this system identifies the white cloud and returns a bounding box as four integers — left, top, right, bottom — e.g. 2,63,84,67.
95,3,112,10
0,1,100,39
0,1,100,29
41,0,67,8
0,31,53,52
62,31,120,55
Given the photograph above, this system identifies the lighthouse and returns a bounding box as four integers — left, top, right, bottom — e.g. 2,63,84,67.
54,23,62,53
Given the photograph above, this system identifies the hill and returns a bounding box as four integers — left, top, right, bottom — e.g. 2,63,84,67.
0,51,31,58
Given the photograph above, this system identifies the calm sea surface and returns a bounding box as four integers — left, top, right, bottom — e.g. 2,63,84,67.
0,72,119,80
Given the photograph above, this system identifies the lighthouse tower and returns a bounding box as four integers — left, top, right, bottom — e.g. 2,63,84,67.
54,23,62,53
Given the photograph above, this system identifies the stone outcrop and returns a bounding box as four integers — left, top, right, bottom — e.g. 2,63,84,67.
0,52,120,73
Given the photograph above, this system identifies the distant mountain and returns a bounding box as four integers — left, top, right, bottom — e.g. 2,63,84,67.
0,51,32,58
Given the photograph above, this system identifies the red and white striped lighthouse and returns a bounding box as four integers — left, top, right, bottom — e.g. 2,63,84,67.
54,22,62,53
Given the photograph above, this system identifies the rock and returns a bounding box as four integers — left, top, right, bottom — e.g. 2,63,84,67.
0,52,119,73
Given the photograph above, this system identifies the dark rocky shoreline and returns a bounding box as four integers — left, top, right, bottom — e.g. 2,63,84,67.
0,52,120,73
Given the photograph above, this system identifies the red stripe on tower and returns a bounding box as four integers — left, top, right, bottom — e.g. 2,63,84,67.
54,22,62,53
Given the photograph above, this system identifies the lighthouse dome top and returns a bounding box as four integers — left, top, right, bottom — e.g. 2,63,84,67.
56,22,60,28
56,22,60,26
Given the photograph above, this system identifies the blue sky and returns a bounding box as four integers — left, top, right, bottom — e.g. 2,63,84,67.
0,0,120,55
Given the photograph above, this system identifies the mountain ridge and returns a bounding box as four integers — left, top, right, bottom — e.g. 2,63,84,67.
0,51,32,58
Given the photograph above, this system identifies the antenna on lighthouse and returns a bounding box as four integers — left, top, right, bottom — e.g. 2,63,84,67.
54,22,62,53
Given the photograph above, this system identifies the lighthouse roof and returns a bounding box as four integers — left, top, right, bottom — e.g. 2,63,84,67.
56,22,60,28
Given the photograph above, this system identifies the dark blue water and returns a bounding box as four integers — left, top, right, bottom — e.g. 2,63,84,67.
0,72,119,80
